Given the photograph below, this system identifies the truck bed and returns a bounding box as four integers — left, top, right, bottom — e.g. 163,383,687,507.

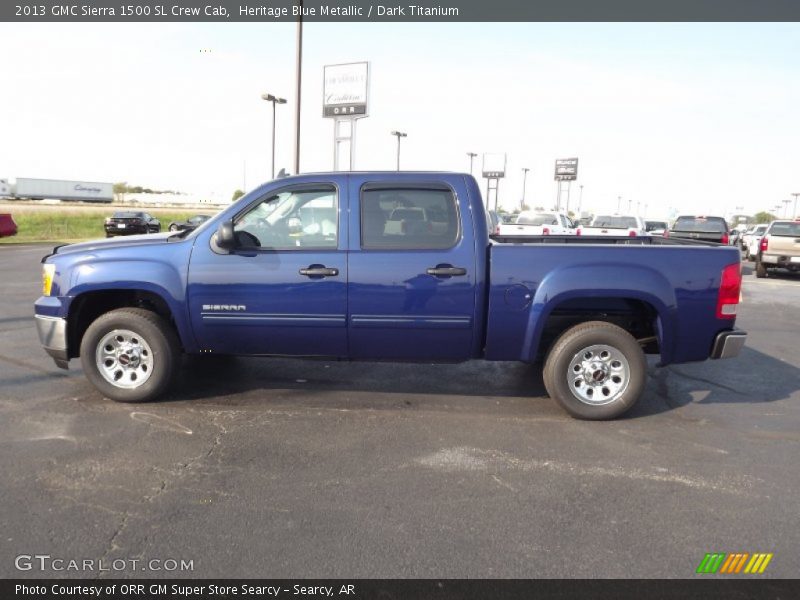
484,240,742,366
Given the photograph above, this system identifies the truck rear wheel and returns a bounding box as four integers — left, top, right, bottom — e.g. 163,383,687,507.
755,259,768,278
543,321,647,420
80,308,180,403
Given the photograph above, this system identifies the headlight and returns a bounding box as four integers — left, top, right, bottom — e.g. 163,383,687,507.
42,263,55,296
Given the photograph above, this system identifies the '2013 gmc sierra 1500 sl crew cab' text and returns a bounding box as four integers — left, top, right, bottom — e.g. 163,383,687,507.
34,172,746,419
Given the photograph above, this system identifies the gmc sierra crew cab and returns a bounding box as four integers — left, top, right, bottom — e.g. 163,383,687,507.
34,172,746,420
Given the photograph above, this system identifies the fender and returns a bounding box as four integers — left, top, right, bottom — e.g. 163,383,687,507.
66,258,197,352
521,262,678,364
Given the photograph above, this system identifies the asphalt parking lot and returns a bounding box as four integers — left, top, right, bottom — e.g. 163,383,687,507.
1,243,798,579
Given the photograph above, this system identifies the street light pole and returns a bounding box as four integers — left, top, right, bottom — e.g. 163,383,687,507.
617,195,622,213
783,199,792,218
628,199,632,213
261,93,287,179
467,152,477,175
578,184,584,214
521,167,529,211
391,131,407,171
792,193,800,219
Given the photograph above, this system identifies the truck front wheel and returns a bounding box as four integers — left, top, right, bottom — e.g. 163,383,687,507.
543,321,647,420
80,308,180,403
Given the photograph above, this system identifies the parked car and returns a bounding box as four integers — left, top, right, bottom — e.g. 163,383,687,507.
668,215,729,244
577,215,648,237
755,220,800,278
0,213,18,237
35,172,745,421
487,210,503,236
645,220,669,235
168,214,212,233
741,224,768,259
498,211,576,236
104,211,161,237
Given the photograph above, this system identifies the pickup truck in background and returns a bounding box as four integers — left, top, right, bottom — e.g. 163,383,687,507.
498,210,576,237
668,215,730,245
577,215,648,237
34,172,746,420
755,219,800,277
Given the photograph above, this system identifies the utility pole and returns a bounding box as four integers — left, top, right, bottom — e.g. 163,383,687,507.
521,167,530,211
467,152,477,175
391,131,407,171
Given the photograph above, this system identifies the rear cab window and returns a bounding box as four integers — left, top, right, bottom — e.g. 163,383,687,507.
768,222,800,237
672,216,727,232
591,216,638,229
360,185,460,249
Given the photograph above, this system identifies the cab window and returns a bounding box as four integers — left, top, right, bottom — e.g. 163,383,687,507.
233,185,338,249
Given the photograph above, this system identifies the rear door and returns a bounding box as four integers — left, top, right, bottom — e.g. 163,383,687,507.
346,179,477,361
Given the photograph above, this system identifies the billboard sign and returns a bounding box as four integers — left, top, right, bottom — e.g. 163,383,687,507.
554,157,579,181
482,153,507,178
323,62,369,118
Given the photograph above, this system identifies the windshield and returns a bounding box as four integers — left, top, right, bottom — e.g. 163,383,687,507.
591,216,638,229
517,213,557,226
672,216,727,233
769,222,800,237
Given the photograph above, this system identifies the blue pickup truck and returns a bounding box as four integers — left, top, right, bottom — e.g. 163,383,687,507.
34,172,746,419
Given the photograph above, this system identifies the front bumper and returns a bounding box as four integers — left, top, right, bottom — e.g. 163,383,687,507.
710,330,747,359
35,315,69,369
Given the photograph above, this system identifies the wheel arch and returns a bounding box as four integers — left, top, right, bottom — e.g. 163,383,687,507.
66,288,191,359
521,264,678,364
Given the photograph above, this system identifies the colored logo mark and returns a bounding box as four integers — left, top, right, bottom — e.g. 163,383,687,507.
696,552,773,574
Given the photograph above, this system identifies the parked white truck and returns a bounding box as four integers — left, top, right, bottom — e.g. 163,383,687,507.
1,178,113,202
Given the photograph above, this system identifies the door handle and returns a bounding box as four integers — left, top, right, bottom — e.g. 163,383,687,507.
426,266,467,277
299,266,339,277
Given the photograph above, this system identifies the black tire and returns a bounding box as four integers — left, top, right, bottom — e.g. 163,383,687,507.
80,308,181,402
543,321,647,420
755,259,767,278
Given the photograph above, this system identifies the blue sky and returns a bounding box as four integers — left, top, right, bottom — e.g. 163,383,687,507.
1,22,798,217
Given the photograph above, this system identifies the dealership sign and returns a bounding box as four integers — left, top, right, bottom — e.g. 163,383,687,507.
482,153,507,178
554,157,579,181
323,62,369,118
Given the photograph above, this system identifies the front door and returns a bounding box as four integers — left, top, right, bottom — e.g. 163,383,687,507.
347,180,477,361
187,182,348,356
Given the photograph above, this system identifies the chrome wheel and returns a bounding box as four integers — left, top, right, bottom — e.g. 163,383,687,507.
95,329,154,389
567,344,630,406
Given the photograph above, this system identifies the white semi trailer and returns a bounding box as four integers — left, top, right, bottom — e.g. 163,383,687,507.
2,178,113,202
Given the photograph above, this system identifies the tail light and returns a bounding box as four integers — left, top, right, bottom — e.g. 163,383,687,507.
576,228,582,236
542,227,550,235
760,236,768,252
721,232,729,245
628,230,637,237
716,263,741,319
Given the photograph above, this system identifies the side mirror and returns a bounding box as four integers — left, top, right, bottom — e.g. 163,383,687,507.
215,220,235,250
